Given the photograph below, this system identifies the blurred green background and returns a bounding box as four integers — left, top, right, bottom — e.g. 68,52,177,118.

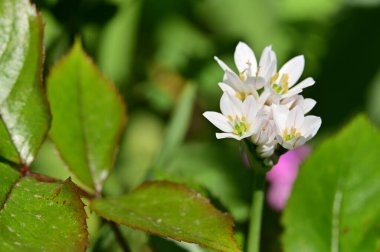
31,0,380,251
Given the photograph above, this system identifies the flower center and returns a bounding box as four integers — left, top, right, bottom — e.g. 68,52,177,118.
283,127,301,141
271,73,289,94
228,115,251,136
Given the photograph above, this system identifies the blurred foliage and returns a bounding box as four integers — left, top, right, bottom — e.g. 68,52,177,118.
30,0,380,251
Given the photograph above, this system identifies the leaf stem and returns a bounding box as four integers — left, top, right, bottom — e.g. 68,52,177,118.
109,221,131,252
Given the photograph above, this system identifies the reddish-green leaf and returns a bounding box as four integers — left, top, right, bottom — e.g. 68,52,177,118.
90,181,241,252
0,163,88,251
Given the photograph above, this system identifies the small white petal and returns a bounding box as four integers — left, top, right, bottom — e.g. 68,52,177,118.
269,51,277,72
275,134,290,149
234,42,257,74
214,56,233,72
226,92,244,117
216,132,242,140
272,105,289,133
302,116,322,139
259,45,272,69
257,141,277,157
224,70,244,91
287,106,304,129
243,95,259,121
258,89,271,107
293,136,307,148
220,92,235,116
263,59,277,81
203,112,232,132
279,55,305,87
282,77,315,98
246,76,266,90
302,98,316,114
218,82,236,95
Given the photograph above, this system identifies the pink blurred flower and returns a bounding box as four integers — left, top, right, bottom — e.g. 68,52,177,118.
266,145,311,211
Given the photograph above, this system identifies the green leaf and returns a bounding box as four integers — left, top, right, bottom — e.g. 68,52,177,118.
90,181,241,252
155,142,253,222
282,115,380,252
0,164,88,251
0,0,50,165
47,40,127,192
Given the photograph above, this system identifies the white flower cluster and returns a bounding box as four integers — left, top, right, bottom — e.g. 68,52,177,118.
203,42,322,158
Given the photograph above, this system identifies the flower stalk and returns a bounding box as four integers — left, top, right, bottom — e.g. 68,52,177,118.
243,140,268,252
247,170,266,252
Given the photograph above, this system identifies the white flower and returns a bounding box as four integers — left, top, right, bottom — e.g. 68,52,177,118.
268,55,315,100
203,93,263,140
272,105,321,149
251,113,277,146
215,42,277,99
207,41,321,159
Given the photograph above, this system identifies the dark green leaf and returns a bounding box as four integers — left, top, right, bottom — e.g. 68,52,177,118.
283,115,380,252
90,181,241,252
47,40,127,192
0,0,50,165
0,164,88,251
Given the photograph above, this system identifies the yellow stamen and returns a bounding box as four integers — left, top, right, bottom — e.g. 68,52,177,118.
280,74,289,94
239,72,246,81
283,127,301,141
291,127,297,135
227,115,233,122
283,128,289,139
270,72,279,84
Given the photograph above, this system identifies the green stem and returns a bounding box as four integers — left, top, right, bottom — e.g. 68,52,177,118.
247,171,266,252
243,140,269,252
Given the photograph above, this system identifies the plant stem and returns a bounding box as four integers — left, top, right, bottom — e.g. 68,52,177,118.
243,140,268,252
247,171,266,252
109,221,131,252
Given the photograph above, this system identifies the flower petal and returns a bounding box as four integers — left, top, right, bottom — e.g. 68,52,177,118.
225,92,244,117
246,76,266,90
279,55,305,87
224,70,244,91
216,132,242,140
214,56,233,72
293,136,307,148
218,82,236,95
282,77,315,98
243,95,259,121
203,112,232,132
259,45,272,69
220,92,235,116
302,98,316,114
234,42,257,74
272,105,289,134
301,116,322,139
287,106,304,129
